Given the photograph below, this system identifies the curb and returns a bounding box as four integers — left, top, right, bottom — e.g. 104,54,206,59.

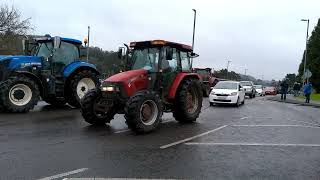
267,97,320,108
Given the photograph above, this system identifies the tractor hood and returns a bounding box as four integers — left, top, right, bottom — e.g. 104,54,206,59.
0,55,42,70
103,69,149,97
105,69,148,83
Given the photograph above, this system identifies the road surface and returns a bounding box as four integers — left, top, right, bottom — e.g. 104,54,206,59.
1,97,320,180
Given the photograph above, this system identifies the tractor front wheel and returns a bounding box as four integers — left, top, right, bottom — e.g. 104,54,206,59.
0,76,39,113
67,70,99,108
173,78,203,123
125,91,163,133
81,89,116,125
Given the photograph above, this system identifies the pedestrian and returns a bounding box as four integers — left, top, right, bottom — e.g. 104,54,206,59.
293,82,300,97
303,82,312,103
280,79,289,100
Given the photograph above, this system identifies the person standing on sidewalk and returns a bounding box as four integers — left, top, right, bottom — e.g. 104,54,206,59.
280,79,289,100
303,82,312,103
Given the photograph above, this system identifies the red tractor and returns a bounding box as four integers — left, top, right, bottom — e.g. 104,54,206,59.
80,40,203,133
193,68,215,97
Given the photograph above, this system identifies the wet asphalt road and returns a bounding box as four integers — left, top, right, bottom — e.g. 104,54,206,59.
1,97,320,180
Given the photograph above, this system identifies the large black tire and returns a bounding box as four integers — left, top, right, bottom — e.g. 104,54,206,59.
81,89,116,125
173,78,203,123
124,91,163,133
44,97,66,106
67,70,99,108
0,76,39,113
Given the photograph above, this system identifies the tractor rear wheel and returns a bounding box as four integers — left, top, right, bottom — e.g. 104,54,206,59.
81,89,116,125
67,70,99,108
173,78,203,123
0,76,39,113
125,91,163,133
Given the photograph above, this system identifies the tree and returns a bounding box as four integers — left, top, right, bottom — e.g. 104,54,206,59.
0,4,31,35
284,73,296,87
298,18,320,93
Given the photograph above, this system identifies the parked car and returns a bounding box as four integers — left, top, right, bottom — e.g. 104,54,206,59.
209,81,245,106
254,85,265,96
264,86,277,95
240,81,256,98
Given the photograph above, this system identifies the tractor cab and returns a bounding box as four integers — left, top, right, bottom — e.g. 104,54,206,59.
118,40,199,99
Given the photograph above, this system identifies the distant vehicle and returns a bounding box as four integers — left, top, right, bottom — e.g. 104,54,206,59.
209,81,245,107
193,68,215,97
240,81,256,98
264,86,277,95
254,85,265,96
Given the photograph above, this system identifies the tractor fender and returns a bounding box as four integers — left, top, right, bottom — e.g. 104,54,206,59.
10,71,45,97
167,73,201,100
63,61,99,78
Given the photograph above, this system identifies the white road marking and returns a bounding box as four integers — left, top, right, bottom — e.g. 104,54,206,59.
240,117,249,120
231,124,320,128
160,125,228,149
185,142,320,147
64,178,182,180
37,168,88,180
286,119,320,127
114,129,130,134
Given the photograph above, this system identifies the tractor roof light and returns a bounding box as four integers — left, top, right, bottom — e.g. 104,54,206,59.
151,40,166,45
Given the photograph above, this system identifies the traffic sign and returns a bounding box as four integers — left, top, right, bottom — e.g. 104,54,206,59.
303,69,312,79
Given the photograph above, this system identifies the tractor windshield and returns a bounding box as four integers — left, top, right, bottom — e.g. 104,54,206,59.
196,69,208,76
131,48,160,72
36,42,53,58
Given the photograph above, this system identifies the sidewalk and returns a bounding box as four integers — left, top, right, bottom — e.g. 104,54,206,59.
267,94,320,108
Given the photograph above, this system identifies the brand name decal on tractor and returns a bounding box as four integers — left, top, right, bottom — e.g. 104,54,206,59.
20,62,42,68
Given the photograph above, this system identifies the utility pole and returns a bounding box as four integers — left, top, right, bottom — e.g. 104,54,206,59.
226,60,231,79
87,26,90,62
301,19,309,83
244,69,248,76
191,9,197,68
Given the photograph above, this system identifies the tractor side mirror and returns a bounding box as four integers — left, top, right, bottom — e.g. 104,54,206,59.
53,36,61,49
166,48,173,60
188,52,199,58
118,47,125,59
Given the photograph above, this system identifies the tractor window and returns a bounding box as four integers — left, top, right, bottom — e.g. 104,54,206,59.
163,48,177,72
52,42,79,65
181,51,191,72
37,42,53,58
131,48,159,72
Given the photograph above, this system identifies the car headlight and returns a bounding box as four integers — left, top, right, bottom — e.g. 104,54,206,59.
230,92,238,96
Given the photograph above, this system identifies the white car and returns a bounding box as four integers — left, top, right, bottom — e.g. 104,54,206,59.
254,85,265,96
209,81,245,106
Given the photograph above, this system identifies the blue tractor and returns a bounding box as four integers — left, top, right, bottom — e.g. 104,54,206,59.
0,35,100,112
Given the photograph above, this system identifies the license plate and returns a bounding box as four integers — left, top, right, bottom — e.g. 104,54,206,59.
218,96,227,100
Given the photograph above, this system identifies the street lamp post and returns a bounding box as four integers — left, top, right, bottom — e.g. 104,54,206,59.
244,69,248,76
226,60,231,79
301,19,309,83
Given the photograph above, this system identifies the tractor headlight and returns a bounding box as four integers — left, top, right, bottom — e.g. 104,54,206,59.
101,86,115,92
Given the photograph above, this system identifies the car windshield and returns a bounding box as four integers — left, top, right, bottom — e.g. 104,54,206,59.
241,82,252,86
214,82,238,90
131,48,159,72
254,85,262,89
36,42,53,57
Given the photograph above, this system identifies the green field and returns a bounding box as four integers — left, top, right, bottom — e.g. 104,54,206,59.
298,94,320,102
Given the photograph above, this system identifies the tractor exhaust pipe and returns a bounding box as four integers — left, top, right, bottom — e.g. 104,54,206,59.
191,9,197,68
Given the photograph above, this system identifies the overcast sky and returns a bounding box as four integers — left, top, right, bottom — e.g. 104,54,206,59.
3,0,320,80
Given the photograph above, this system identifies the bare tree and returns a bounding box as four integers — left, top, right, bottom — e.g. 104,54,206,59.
0,4,32,35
